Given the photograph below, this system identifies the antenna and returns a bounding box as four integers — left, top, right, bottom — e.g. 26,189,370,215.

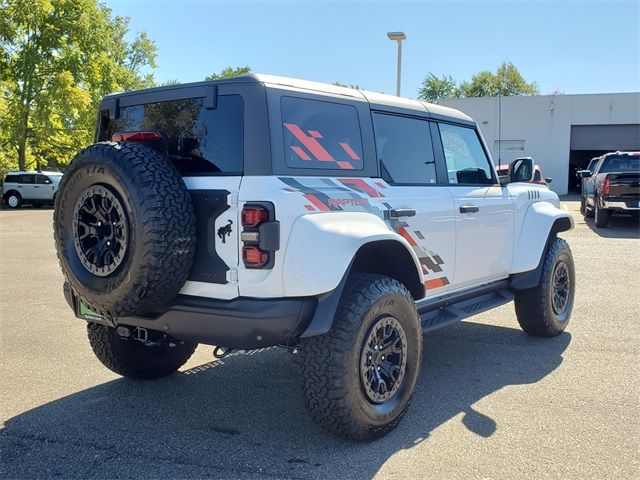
498,94,502,168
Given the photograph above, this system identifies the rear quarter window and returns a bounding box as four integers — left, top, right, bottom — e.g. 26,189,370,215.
98,95,244,175
4,175,20,183
281,96,364,171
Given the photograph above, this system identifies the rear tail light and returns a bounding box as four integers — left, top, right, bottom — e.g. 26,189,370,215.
240,204,279,269
241,206,270,228
111,131,162,142
242,246,269,268
601,177,611,195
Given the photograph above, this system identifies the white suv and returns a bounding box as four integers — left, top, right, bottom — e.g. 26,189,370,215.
53,75,575,441
2,171,63,208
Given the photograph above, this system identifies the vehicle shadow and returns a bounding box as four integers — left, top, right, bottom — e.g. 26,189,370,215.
584,214,640,238
1,321,571,479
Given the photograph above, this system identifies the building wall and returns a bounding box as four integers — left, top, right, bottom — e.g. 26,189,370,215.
441,93,640,195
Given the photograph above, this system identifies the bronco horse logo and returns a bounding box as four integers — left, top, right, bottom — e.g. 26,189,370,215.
217,220,233,244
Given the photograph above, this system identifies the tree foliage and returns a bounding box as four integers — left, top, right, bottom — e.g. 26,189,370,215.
206,66,251,81
418,62,539,102
0,0,157,174
332,81,363,90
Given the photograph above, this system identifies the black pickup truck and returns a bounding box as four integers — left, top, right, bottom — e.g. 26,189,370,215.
579,151,640,228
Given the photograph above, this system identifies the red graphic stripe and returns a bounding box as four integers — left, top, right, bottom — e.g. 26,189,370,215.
284,123,335,162
336,161,354,170
338,178,384,198
424,277,449,290
339,142,361,160
308,130,323,138
291,145,311,161
304,193,331,212
375,182,386,189
304,205,315,211
397,227,417,247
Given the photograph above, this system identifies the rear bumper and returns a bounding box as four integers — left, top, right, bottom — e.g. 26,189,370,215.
602,198,640,211
63,283,317,349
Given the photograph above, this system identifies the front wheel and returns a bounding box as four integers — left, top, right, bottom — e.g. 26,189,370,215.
87,323,197,379
514,237,575,337
5,193,21,209
300,274,422,441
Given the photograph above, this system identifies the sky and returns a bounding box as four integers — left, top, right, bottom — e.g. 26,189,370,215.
105,0,640,98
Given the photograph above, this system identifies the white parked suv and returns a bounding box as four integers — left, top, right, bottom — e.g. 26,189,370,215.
53,75,575,441
2,171,63,208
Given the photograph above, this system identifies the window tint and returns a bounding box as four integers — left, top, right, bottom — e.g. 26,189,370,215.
99,95,243,175
439,124,495,185
599,155,640,173
37,175,52,184
4,175,20,183
20,174,35,184
373,113,436,184
281,97,363,171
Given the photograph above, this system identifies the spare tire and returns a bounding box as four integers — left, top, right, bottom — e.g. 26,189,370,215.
53,142,196,318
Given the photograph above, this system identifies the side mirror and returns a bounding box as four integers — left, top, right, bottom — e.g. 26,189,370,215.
545,177,552,184
577,170,592,178
509,157,535,183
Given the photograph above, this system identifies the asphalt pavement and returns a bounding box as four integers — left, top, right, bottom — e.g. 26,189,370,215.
1,199,639,479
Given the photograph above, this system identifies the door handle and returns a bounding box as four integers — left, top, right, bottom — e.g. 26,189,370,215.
459,205,479,213
389,208,416,219
33,186,39,188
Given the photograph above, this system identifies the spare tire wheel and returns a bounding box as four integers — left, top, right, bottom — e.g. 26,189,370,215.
53,142,196,317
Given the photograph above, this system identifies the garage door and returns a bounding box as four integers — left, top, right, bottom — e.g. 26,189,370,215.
570,124,640,151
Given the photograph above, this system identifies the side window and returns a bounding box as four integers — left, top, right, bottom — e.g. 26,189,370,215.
37,175,52,184
281,96,364,171
4,175,19,183
439,123,495,185
21,174,35,184
372,113,437,184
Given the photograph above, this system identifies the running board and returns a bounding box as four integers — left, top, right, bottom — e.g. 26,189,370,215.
419,289,514,334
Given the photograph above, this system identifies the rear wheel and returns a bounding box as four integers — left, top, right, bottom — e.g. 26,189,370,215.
514,237,575,337
87,323,197,379
300,274,422,441
594,198,610,228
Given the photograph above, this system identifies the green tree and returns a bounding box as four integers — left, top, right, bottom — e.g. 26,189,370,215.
417,73,458,102
0,0,157,172
333,81,363,90
418,62,539,102
206,66,251,81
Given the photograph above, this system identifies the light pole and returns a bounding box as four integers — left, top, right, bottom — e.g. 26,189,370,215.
387,31,406,96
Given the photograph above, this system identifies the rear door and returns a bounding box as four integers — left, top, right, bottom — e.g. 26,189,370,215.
97,83,260,300
372,112,456,296
19,174,37,200
435,122,514,288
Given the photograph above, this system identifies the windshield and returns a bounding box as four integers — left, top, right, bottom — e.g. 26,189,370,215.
599,155,640,173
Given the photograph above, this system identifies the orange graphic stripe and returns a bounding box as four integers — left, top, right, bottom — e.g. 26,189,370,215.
424,277,449,290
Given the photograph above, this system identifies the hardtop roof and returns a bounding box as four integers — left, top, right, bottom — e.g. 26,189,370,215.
103,73,473,124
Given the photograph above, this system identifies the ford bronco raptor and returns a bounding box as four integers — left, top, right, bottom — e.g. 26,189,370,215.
53,75,575,441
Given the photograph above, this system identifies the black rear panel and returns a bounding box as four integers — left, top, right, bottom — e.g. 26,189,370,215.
188,190,231,284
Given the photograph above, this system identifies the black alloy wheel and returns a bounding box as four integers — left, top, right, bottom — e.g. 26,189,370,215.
72,185,129,277
360,316,408,404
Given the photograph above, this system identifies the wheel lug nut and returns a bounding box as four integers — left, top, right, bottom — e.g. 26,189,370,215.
377,366,381,371
381,355,385,360
368,355,372,360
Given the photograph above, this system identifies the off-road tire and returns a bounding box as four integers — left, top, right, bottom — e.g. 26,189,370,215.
53,142,196,317
5,192,21,209
300,274,422,441
514,237,575,337
594,198,610,228
87,323,197,379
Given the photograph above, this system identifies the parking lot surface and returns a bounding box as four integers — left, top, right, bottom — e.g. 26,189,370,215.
1,200,639,479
